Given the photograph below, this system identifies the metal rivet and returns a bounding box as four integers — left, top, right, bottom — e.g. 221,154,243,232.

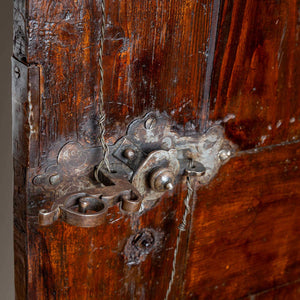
33,175,44,185
123,148,135,160
49,174,61,185
14,66,21,79
218,149,232,161
165,182,174,190
144,117,157,130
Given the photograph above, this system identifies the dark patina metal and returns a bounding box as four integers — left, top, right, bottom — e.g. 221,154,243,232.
39,169,142,227
37,112,236,227
124,229,159,265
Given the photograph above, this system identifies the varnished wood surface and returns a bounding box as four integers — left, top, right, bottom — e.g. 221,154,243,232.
210,0,300,150
13,0,217,299
13,0,300,299
247,280,300,300
184,141,300,299
17,0,216,159
27,183,190,299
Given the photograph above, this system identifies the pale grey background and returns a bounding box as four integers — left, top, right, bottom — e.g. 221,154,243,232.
0,0,14,298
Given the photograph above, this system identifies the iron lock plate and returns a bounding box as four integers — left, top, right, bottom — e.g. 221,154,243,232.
36,112,236,227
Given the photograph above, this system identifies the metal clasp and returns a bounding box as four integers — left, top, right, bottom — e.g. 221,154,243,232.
36,112,236,226
39,169,142,227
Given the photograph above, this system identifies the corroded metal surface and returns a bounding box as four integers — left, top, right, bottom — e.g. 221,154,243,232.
35,112,236,217
132,149,180,203
39,169,142,227
124,229,162,265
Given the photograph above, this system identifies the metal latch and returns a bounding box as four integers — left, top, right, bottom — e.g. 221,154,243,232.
39,169,142,227
37,112,236,227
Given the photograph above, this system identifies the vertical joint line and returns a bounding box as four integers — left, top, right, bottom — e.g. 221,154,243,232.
201,0,222,132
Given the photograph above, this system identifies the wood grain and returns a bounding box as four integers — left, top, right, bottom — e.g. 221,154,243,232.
13,0,300,298
26,183,191,299
210,0,300,150
247,280,300,300
13,0,217,299
184,141,300,299
22,0,215,160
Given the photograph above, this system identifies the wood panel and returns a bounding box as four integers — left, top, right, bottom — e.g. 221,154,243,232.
13,0,218,299
27,183,192,299
13,0,300,298
184,141,300,299
21,0,216,157
248,280,300,300
210,0,300,150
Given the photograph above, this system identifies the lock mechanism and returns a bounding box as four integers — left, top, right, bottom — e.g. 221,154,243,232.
39,169,142,227
37,112,236,227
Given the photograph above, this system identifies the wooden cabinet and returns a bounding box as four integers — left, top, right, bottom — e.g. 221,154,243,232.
13,0,300,299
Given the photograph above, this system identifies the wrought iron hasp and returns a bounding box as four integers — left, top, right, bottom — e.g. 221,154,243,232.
38,112,236,227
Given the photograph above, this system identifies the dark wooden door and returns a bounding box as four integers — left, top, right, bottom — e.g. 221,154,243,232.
13,0,300,299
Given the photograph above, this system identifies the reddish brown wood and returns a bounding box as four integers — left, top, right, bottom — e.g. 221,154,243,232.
22,0,216,153
13,0,300,299
27,184,192,299
210,0,300,150
13,0,217,299
247,280,300,300
184,142,300,299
